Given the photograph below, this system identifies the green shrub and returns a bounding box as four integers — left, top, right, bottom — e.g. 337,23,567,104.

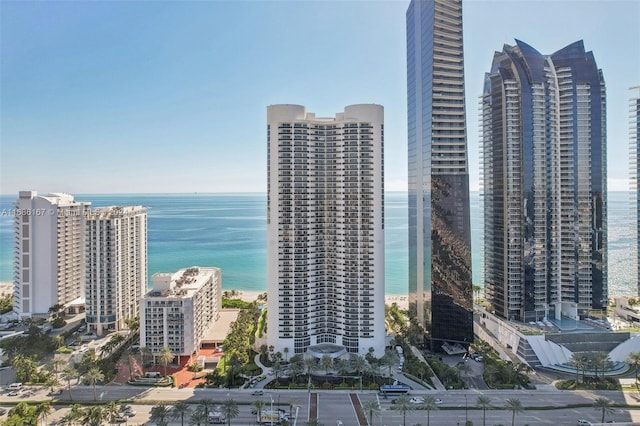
55,346,73,354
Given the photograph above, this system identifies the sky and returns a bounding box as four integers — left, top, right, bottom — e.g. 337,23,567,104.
1,0,638,194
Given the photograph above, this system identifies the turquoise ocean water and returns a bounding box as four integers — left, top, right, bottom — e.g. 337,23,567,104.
0,192,634,296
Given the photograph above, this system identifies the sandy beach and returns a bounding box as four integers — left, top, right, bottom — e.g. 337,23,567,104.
230,289,409,310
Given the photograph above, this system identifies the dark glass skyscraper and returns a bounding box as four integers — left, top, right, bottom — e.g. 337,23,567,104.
406,0,473,351
481,40,607,321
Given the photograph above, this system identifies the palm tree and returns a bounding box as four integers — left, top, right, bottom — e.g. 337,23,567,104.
158,346,175,377
61,367,77,401
220,398,239,426
82,406,106,426
320,354,333,374
196,398,216,419
69,404,84,425
504,398,524,426
35,401,52,426
626,352,640,391
361,399,380,426
593,397,615,423
172,402,191,426
189,410,208,426
287,398,299,422
394,395,414,426
84,367,104,401
306,420,324,426
150,404,172,426
421,395,439,426
304,357,318,389
476,395,492,426
568,353,588,385
57,414,75,426
455,362,472,386
252,399,267,424
105,401,119,426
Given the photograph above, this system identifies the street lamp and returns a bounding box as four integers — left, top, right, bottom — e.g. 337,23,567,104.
270,395,274,426
465,394,468,424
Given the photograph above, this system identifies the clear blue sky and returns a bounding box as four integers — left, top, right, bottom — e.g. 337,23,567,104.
1,0,638,194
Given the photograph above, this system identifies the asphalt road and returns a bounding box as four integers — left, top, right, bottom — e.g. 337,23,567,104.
1,385,640,425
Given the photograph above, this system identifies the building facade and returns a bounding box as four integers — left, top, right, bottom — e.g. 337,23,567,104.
86,206,148,336
406,0,473,350
13,191,91,318
631,86,640,297
266,104,385,356
140,267,221,357
481,40,607,321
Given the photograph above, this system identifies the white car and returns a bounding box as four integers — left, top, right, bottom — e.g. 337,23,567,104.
409,397,423,404
577,421,592,426
435,398,443,405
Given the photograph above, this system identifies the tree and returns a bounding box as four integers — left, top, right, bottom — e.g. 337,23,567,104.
287,398,299,423
320,354,333,374
84,367,105,401
35,401,52,426
7,402,37,426
568,353,588,385
421,395,439,426
150,404,172,426
220,398,239,426
124,316,140,332
504,398,523,426
306,420,324,426
189,410,208,426
252,399,267,424
455,362,472,386
61,367,77,401
593,397,615,423
304,357,318,389
158,346,175,377
361,399,380,426
82,406,107,426
196,398,216,419
105,401,120,426
172,402,191,426
12,354,39,383
626,352,640,391
394,395,415,426
476,395,492,426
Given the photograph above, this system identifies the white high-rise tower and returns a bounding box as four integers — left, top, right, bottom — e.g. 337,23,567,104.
267,104,385,357
13,191,90,318
86,206,148,336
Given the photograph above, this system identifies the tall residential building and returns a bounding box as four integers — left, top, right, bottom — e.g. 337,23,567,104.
481,40,607,321
266,104,385,356
406,0,473,351
86,206,148,336
13,191,91,318
631,86,640,297
140,267,221,358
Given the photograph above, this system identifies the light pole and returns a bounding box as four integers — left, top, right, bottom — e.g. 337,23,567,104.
270,395,274,426
464,394,468,425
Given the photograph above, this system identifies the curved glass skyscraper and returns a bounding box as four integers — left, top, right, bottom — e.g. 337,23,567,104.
481,40,607,321
406,0,473,351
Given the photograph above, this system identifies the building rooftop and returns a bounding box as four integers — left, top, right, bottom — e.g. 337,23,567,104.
88,205,147,219
147,266,219,299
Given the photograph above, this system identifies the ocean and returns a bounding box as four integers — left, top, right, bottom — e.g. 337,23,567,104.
0,192,635,296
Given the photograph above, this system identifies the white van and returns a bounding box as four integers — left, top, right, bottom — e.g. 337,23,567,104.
7,383,23,390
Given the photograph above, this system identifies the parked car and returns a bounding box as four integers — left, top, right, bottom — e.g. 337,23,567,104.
123,410,136,417
8,391,19,397
577,420,592,426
